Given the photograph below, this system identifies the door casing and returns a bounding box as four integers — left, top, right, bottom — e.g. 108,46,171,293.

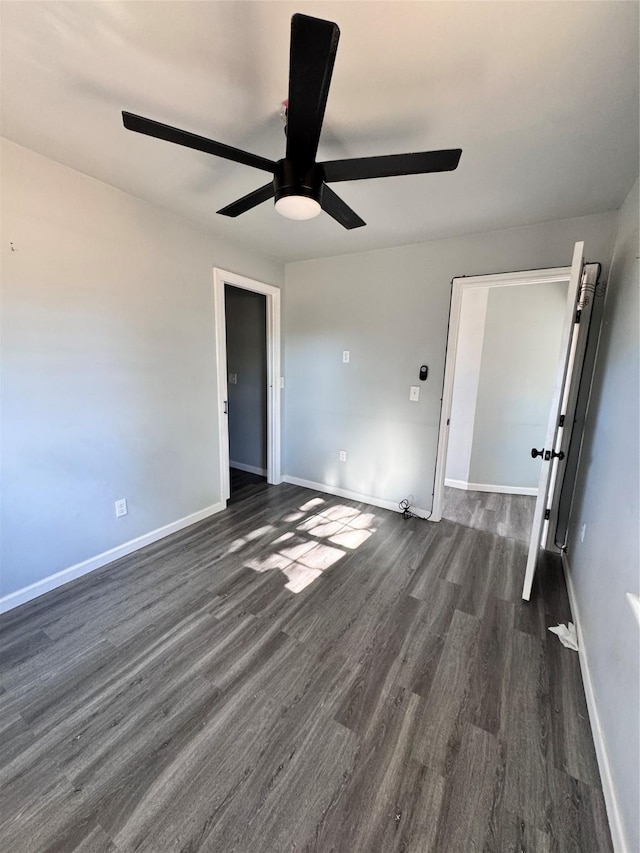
213,268,282,502
433,264,573,523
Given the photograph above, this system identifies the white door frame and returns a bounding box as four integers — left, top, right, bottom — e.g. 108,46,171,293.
432,265,572,522
213,268,282,502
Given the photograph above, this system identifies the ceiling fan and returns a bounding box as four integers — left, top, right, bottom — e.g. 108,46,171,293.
122,13,462,229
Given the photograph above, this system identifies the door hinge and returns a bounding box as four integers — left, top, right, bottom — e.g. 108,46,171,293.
544,509,551,520
559,414,565,427
575,309,582,323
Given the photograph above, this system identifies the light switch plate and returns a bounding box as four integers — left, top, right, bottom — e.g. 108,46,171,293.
339,450,347,462
410,386,420,402
229,373,237,384
342,350,350,363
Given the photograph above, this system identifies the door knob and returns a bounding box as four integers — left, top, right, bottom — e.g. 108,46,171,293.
531,448,544,459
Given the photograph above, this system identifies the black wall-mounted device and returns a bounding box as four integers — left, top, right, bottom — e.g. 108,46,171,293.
419,365,428,381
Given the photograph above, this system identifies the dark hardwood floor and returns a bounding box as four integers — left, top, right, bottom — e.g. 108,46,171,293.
442,485,536,543
229,467,269,504
0,483,612,852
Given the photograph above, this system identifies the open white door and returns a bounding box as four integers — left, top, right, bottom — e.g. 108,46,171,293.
522,242,586,600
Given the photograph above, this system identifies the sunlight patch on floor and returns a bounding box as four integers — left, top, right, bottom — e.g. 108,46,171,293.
226,524,276,555
244,502,379,593
299,497,325,512
282,512,304,522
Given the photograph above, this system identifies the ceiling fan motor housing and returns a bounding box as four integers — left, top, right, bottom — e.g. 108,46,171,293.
274,159,324,205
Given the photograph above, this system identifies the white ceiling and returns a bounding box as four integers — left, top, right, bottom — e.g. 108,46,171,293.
1,1,638,263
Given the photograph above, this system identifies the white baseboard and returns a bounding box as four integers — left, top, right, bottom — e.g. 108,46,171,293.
444,478,538,497
0,501,227,614
561,551,628,853
282,475,433,520
230,461,267,477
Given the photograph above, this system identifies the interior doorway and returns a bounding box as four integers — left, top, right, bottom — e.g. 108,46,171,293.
441,276,570,542
225,285,268,502
433,244,601,599
213,269,282,505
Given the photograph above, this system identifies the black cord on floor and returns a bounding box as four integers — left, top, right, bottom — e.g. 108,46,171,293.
399,497,432,522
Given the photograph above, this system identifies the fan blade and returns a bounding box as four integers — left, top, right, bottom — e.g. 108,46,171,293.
217,182,275,217
321,184,365,229
286,14,340,167
122,112,277,173
321,149,462,182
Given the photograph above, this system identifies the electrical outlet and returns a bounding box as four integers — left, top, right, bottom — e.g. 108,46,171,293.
342,350,350,363
410,386,420,402
115,498,128,518
339,450,347,462
229,373,237,385
580,523,586,542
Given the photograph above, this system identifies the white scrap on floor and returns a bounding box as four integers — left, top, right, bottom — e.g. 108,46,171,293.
548,622,579,651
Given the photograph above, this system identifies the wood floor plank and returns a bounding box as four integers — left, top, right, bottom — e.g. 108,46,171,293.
500,629,552,829
484,808,552,853
434,723,500,852
545,766,614,853
466,596,515,735
301,687,439,853
0,483,613,852
442,486,535,543
544,614,601,786
413,608,481,773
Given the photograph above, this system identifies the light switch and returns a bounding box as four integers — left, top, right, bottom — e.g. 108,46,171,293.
342,350,350,363
410,386,420,402
229,373,237,385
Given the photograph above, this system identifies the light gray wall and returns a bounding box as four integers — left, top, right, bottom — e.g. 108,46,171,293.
225,285,267,472
566,180,639,852
283,212,617,511
445,287,488,484
0,138,283,599
469,280,568,489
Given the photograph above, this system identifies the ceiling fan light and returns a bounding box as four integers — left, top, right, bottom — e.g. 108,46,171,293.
275,195,321,220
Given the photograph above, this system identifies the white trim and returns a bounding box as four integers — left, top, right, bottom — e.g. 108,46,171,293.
283,475,433,520
444,478,538,496
450,266,571,289
561,551,629,853
0,502,226,614
213,273,230,502
213,269,282,503
230,461,267,477
433,264,572,524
